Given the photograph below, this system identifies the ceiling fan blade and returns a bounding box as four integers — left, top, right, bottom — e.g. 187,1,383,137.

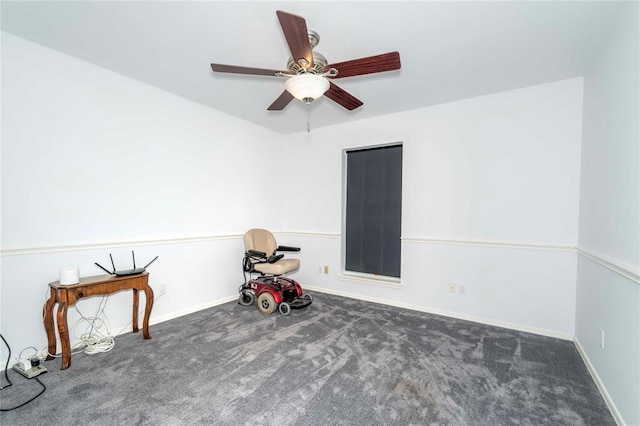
267,91,295,111
211,63,287,77
325,82,363,111
276,10,314,69
324,52,401,79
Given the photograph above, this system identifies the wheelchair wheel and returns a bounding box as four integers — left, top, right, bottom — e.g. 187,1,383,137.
278,302,291,316
257,292,276,315
238,291,255,306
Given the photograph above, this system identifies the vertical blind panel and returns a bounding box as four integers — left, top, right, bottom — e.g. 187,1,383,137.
345,145,402,278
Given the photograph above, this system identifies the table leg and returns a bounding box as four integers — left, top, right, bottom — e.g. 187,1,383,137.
132,289,139,334
57,302,71,370
142,286,154,339
43,289,57,361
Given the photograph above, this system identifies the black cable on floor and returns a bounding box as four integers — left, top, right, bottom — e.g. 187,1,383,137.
0,334,13,390
0,333,47,411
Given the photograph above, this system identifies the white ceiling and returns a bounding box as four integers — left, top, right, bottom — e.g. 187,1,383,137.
1,1,627,134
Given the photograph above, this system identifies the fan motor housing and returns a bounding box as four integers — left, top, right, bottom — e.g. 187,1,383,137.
286,30,326,74
287,51,327,75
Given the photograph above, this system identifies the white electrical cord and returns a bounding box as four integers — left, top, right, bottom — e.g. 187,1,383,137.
40,285,165,358
80,335,115,355
18,346,39,360
73,297,115,355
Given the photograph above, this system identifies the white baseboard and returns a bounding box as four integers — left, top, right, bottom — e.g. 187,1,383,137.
25,287,622,426
573,337,624,425
303,284,573,341
148,295,238,326
306,285,623,423
27,294,239,366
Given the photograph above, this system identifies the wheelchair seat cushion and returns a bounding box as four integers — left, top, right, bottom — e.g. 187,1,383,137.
254,258,300,275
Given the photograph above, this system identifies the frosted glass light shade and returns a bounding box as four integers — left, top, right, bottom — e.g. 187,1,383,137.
285,74,330,104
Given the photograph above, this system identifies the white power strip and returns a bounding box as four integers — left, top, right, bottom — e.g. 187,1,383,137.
12,359,47,379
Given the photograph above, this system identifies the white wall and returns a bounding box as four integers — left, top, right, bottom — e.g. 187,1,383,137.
282,78,584,338
575,3,640,424
0,33,283,364
3,16,637,423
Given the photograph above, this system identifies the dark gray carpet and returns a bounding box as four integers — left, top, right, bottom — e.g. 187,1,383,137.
1,292,614,425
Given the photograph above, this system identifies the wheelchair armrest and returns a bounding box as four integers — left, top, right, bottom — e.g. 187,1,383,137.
267,254,285,263
246,249,267,258
276,245,300,252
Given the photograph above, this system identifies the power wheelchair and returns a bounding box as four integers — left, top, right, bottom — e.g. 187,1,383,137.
238,229,312,315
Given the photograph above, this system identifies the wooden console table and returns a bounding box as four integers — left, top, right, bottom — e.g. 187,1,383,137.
43,272,153,370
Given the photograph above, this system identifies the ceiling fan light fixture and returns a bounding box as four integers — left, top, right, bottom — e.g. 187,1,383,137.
285,74,330,104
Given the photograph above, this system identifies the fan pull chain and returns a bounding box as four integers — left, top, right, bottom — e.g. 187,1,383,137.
306,106,311,133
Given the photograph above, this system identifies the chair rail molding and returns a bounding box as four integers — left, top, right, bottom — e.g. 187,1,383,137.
274,231,341,238
6,232,638,286
576,245,640,285
0,233,244,256
402,236,576,252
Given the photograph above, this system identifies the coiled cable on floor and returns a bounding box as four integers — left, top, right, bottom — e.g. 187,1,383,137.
43,286,165,360
80,334,115,355
73,296,115,355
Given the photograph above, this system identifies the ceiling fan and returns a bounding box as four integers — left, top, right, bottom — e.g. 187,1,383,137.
210,10,401,111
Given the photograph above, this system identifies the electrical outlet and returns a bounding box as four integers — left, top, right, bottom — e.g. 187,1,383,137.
449,283,457,293
600,329,605,349
458,284,465,294
159,284,167,297
323,265,329,274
